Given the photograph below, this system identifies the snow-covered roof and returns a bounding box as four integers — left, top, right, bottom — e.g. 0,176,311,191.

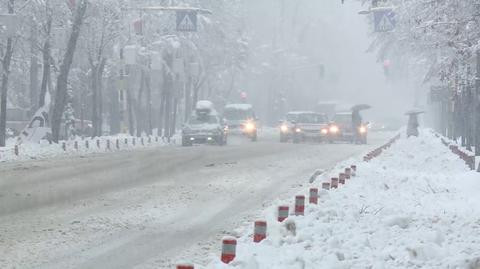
196,100,214,110
224,104,253,110
287,111,317,115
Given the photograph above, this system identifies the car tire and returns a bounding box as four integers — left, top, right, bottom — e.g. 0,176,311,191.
182,137,192,147
251,132,257,142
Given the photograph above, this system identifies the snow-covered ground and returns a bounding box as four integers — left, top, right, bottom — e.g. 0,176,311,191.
0,134,177,163
205,129,480,269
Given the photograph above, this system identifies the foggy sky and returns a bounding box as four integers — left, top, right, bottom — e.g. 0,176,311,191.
243,0,414,124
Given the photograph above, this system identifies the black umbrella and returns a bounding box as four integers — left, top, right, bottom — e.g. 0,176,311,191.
351,104,372,111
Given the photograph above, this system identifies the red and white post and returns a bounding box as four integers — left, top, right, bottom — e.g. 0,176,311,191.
253,221,267,243
278,206,289,222
345,168,351,179
331,177,339,189
351,165,357,176
177,264,194,269
221,237,237,264
295,195,305,216
309,188,318,204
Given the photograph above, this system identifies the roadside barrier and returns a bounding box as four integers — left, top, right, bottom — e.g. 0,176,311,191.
221,237,237,264
439,135,476,171
322,182,330,190
345,168,351,179
331,177,339,189
3,135,170,161
309,188,318,204
278,206,289,222
363,133,400,162
339,173,346,184
295,195,305,216
176,264,194,269
253,221,267,243
351,165,357,176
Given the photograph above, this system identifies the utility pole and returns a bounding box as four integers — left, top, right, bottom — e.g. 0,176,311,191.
475,50,480,168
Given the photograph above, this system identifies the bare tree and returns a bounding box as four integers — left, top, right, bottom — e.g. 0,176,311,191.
51,0,87,143
0,0,15,147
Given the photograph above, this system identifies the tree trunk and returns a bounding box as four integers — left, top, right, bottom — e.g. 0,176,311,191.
91,58,106,138
145,71,153,135
51,0,87,143
29,19,39,112
91,65,98,138
0,0,15,147
108,74,120,134
135,69,146,137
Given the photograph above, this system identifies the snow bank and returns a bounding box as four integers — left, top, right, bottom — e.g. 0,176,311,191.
0,134,177,163
205,129,480,269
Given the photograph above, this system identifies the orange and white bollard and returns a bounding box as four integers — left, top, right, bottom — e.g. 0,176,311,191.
14,145,19,156
116,139,120,150
322,182,330,190
339,173,346,184
74,141,78,151
85,140,89,149
62,142,66,152
278,206,289,222
309,188,318,204
331,177,339,189
177,264,194,269
221,237,237,264
295,195,305,216
253,221,267,243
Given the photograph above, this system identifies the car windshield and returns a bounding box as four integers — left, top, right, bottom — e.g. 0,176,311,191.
224,109,253,121
287,113,326,124
333,114,352,124
188,114,219,125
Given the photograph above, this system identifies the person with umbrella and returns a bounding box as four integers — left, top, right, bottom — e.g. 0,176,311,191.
406,109,425,137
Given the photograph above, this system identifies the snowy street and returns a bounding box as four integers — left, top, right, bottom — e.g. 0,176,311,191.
0,131,393,269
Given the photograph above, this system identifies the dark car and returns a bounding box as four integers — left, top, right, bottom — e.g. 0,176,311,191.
279,111,329,143
223,104,258,141
182,106,227,146
328,112,368,144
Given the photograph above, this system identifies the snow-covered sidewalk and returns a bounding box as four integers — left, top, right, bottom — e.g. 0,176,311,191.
0,134,177,162
205,129,480,269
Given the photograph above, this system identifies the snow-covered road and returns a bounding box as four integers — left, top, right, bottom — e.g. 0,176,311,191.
0,132,394,269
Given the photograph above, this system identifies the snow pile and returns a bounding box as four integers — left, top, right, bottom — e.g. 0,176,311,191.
207,129,480,269
0,134,176,163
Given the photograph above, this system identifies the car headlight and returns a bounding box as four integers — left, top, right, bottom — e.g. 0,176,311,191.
245,122,256,131
321,128,328,135
359,126,367,134
329,125,339,133
280,125,289,133
295,128,302,133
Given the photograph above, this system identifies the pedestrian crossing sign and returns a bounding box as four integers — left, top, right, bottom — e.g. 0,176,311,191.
374,8,396,32
176,11,198,32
